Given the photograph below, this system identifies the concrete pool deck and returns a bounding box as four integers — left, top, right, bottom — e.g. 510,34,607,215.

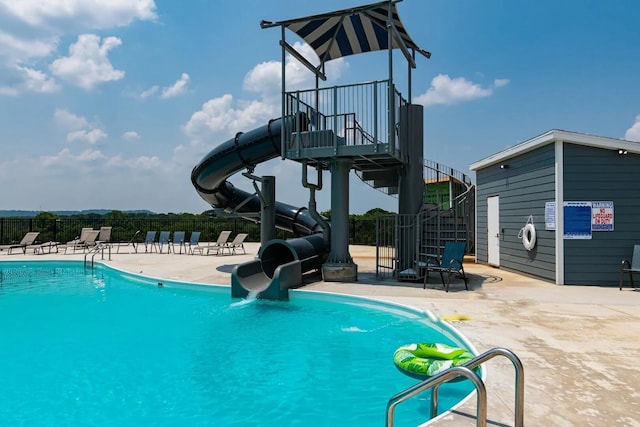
5,243,640,426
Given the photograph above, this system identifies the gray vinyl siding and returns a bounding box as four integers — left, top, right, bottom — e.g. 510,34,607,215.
476,144,556,281
563,143,640,286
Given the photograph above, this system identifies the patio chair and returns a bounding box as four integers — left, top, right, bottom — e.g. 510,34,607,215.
114,230,141,253
67,227,93,245
27,241,59,255
63,230,100,253
185,231,201,254
619,244,640,290
420,241,468,292
142,231,157,253
96,226,112,247
0,231,40,254
194,230,232,256
155,231,171,253
169,231,186,254
227,233,248,255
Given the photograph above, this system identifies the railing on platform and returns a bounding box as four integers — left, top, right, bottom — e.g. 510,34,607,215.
283,79,407,156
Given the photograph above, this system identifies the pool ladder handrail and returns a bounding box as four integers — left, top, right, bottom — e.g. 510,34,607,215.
386,347,524,427
84,242,111,268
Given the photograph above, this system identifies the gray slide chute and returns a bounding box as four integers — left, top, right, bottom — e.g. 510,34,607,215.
190,115,328,300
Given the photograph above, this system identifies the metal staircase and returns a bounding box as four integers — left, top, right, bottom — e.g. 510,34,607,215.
373,160,476,280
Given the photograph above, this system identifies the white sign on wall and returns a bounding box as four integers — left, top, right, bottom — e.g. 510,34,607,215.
591,201,614,231
545,202,556,230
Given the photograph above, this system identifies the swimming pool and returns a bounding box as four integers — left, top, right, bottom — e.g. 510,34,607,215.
0,261,477,426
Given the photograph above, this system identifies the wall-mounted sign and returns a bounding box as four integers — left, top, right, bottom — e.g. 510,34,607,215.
545,202,556,230
563,202,592,239
591,201,614,231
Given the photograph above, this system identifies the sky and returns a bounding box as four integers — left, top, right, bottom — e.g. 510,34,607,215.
1,0,639,215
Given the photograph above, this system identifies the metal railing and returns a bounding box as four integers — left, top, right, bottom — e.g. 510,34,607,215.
85,242,111,268
283,79,407,155
386,347,525,427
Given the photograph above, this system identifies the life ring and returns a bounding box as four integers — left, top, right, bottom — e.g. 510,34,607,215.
393,342,475,380
522,223,536,251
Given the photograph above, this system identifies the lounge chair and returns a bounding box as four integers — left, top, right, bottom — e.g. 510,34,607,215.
227,233,248,255
142,231,157,253
63,230,100,253
420,241,468,292
169,231,186,254
96,226,112,246
194,230,232,256
155,231,171,253
67,227,93,246
114,230,141,253
0,231,40,254
619,244,640,290
27,241,59,255
185,231,201,254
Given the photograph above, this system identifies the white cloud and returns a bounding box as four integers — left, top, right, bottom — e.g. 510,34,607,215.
185,42,347,139
183,94,277,139
54,108,89,129
625,115,640,142
415,74,507,107
67,128,108,144
127,155,162,169
17,66,60,93
161,72,190,99
0,0,157,30
0,86,18,96
0,65,60,96
122,131,140,141
243,42,347,101
54,108,107,144
0,1,156,95
50,34,125,90
41,147,106,167
0,31,59,63
140,85,158,98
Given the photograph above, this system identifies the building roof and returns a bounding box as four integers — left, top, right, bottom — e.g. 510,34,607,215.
470,129,640,171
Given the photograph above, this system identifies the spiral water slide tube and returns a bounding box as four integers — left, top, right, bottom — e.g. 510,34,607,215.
191,115,328,300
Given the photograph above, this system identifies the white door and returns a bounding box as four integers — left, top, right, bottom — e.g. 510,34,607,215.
487,196,500,266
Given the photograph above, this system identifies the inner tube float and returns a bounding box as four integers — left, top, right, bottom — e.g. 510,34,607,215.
520,223,536,251
393,342,475,380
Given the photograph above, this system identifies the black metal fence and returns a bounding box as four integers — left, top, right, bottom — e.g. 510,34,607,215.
0,217,377,246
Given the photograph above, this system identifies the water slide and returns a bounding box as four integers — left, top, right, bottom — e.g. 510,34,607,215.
190,115,328,300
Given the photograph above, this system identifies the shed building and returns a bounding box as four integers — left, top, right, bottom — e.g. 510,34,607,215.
470,129,640,286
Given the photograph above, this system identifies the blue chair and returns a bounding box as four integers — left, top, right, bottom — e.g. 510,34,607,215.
142,231,157,253
169,231,186,254
155,231,170,253
422,242,468,292
186,231,201,254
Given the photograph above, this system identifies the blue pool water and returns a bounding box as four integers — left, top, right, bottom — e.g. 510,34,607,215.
0,261,476,426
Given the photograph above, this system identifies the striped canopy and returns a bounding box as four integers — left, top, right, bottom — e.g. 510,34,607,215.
261,0,430,68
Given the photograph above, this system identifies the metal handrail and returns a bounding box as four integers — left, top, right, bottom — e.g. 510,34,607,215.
386,347,524,427
386,366,486,427
84,243,111,268
457,348,525,427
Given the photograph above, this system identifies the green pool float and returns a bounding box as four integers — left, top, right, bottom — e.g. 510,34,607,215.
393,342,475,380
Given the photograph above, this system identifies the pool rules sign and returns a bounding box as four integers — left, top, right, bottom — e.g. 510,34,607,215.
591,201,614,231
